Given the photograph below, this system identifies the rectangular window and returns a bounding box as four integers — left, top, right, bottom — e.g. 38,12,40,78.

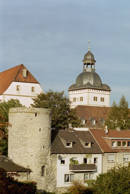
123,154,130,162
93,96,97,101
80,97,83,101
94,157,98,164
64,174,74,182
73,98,76,102
83,158,87,164
16,85,20,91
61,159,65,164
108,154,115,162
100,97,104,102
127,141,130,147
31,87,35,92
84,173,94,181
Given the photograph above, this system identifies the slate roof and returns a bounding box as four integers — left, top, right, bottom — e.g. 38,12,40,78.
69,164,96,171
90,129,130,153
0,64,39,95
0,156,30,172
51,129,102,154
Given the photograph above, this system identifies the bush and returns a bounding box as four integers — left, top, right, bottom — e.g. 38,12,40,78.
93,165,130,194
66,181,95,194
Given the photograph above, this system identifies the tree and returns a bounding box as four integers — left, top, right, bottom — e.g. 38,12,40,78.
105,96,130,130
32,91,81,130
0,99,23,155
93,165,130,194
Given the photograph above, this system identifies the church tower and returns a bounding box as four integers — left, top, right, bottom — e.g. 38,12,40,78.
68,49,111,108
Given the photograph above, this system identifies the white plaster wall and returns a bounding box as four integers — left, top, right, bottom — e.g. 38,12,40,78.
69,89,110,108
0,82,43,107
56,153,102,188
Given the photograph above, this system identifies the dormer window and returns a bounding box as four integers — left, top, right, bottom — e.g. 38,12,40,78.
117,141,121,147
66,142,72,148
84,142,91,148
122,141,127,147
23,68,27,78
112,141,117,147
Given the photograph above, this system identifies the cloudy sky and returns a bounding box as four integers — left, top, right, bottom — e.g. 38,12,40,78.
0,0,130,106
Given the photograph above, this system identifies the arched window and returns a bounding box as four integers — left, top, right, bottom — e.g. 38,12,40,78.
41,165,45,176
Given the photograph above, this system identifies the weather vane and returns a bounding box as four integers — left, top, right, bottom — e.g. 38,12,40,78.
88,40,91,51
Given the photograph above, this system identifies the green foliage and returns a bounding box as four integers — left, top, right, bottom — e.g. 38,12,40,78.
93,165,130,194
0,99,23,155
0,168,36,194
32,90,81,130
70,158,79,165
66,181,95,194
105,96,130,130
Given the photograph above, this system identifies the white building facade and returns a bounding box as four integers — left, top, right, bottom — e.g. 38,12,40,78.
68,50,111,108
0,64,43,107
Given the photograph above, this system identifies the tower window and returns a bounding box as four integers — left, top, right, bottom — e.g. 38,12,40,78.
73,98,76,102
100,97,104,102
93,96,97,101
41,165,45,176
31,87,35,92
80,97,83,101
16,85,20,91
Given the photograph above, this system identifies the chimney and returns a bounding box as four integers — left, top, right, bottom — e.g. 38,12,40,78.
104,125,109,134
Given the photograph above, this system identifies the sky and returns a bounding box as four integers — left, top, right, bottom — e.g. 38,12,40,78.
0,0,130,106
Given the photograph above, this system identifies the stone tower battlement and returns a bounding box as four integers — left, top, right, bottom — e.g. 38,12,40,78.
8,107,51,190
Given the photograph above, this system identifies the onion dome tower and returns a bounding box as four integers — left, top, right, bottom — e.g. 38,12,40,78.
68,48,111,108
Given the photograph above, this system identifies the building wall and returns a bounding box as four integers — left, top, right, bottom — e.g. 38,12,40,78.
69,89,110,108
56,153,102,188
103,152,130,173
8,107,51,190
0,82,43,107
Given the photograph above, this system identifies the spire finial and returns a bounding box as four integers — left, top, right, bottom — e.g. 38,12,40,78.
88,40,91,51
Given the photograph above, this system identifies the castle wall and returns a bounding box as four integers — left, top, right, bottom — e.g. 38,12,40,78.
8,107,51,190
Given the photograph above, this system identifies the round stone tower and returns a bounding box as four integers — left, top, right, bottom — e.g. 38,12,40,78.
8,107,51,190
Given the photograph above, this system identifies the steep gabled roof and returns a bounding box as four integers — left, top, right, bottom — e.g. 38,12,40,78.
90,129,130,153
51,129,102,154
0,64,39,94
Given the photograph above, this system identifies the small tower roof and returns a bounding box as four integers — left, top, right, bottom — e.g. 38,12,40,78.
83,50,96,65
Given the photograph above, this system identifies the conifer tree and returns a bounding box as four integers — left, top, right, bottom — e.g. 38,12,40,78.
106,96,130,130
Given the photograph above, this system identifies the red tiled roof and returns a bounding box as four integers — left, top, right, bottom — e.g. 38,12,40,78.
0,64,39,95
90,129,130,153
75,105,110,120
